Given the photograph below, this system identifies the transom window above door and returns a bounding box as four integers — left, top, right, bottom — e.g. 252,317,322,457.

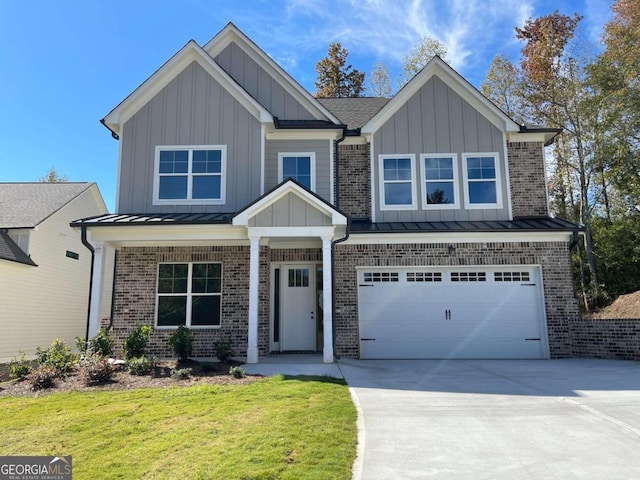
379,155,417,210
154,146,226,205
420,154,459,209
279,153,315,190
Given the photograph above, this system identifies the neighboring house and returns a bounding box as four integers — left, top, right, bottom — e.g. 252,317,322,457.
0,183,109,362
74,23,581,363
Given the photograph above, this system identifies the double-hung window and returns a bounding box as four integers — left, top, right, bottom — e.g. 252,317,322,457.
379,155,417,210
462,153,502,208
156,263,222,328
420,154,459,209
278,153,315,190
154,146,226,204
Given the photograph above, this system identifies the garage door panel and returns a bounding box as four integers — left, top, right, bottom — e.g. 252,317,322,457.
358,267,546,359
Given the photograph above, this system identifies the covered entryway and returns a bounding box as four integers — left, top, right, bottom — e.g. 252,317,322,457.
280,263,317,351
357,266,547,359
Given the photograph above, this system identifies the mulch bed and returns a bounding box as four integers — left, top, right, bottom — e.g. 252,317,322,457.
0,359,263,397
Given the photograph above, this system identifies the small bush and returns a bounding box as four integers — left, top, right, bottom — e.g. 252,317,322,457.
169,326,193,360
200,362,217,373
123,326,151,360
170,367,192,380
127,356,154,376
28,366,57,390
35,339,77,376
229,366,246,379
78,354,114,386
8,352,31,380
75,336,88,353
213,339,235,364
88,328,114,357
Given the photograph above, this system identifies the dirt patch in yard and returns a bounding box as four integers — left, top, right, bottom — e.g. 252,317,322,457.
0,359,263,397
587,290,640,319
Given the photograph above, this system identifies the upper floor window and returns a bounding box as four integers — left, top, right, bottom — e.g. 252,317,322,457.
154,146,226,205
420,154,459,209
278,153,315,190
379,155,417,210
462,153,502,209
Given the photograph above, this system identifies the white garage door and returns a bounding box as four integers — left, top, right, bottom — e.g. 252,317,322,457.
358,266,547,359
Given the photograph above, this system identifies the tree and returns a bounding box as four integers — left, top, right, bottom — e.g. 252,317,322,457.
481,54,526,123
400,36,448,87
38,167,68,183
314,43,365,98
368,62,393,98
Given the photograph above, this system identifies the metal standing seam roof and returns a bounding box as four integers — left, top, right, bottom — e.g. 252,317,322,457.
72,212,234,226
349,217,581,233
316,97,390,130
0,182,94,228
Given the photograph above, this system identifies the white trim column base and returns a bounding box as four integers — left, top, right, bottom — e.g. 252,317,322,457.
321,235,334,364
246,347,258,364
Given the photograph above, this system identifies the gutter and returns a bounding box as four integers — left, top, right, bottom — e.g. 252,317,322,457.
80,225,95,343
100,118,119,140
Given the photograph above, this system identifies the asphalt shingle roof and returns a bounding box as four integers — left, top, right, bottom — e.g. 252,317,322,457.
317,97,389,130
0,183,93,228
0,230,37,266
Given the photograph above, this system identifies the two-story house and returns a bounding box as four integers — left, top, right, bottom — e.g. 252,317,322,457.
74,23,581,363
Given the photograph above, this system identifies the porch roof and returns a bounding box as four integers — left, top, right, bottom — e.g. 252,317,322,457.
71,212,233,226
349,217,582,233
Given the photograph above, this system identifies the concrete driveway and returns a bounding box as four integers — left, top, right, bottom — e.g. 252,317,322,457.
338,359,640,480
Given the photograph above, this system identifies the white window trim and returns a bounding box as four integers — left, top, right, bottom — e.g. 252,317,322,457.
153,145,227,205
420,153,460,210
278,152,316,191
155,262,223,329
378,154,417,211
462,152,503,209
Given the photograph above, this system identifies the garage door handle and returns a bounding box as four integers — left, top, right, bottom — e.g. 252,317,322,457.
525,338,541,341
360,338,376,341
521,283,537,286
359,284,374,287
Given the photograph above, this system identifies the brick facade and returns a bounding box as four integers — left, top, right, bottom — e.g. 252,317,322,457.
333,241,581,359
507,141,550,218
337,143,370,219
569,318,640,360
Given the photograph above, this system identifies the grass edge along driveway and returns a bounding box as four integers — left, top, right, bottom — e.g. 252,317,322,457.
0,375,357,480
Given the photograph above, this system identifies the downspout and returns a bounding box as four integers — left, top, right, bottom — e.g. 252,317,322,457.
569,230,581,251
108,250,118,329
80,225,95,343
334,127,347,209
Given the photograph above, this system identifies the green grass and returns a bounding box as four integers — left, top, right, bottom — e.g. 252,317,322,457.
0,375,356,480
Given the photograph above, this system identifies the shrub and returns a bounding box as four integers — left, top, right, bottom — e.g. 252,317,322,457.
88,328,114,357
78,354,114,386
8,352,31,380
200,362,217,373
229,366,246,379
213,339,235,364
35,339,77,376
28,366,57,390
123,326,151,360
169,326,193,360
75,336,88,353
170,367,192,380
127,356,154,376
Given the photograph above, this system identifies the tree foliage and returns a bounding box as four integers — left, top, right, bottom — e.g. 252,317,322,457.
368,62,393,98
481,54,525,123
400,36,448,87
314,43,365,98
38,167,68,183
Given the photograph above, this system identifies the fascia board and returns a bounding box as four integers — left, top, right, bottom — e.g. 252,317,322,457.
265,129,343,141
343,230,573,245
361,58,520,135
204,24,341,124
103,41,272,134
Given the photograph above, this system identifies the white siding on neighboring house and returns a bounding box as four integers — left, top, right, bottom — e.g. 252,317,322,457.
0,186,107,362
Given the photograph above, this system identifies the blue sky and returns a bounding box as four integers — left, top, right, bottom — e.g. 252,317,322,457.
0,0,613,211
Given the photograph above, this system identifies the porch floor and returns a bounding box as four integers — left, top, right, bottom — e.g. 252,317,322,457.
241,354,343,378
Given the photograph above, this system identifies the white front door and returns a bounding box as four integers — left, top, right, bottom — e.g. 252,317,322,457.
282,264,316,351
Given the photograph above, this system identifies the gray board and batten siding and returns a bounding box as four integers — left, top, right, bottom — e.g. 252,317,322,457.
373,74,510,223
118,61,262,214
214,42,318,121
265,139,332,203
249,192,333,227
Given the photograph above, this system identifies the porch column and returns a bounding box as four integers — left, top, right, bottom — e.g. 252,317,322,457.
247,235,261,364
88,242,105,339
321,235,334,363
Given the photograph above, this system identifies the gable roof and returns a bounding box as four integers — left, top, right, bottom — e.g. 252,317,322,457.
317,98,389,130
101,39,272,137
204,23,341,125
0,183,95,228
0,230,37,266
361,56,521,135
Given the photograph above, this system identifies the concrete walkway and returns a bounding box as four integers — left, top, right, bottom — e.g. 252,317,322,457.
339,359,640,480
242,354,343,378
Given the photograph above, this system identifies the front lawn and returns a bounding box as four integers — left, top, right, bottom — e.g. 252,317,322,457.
0,375,356,479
